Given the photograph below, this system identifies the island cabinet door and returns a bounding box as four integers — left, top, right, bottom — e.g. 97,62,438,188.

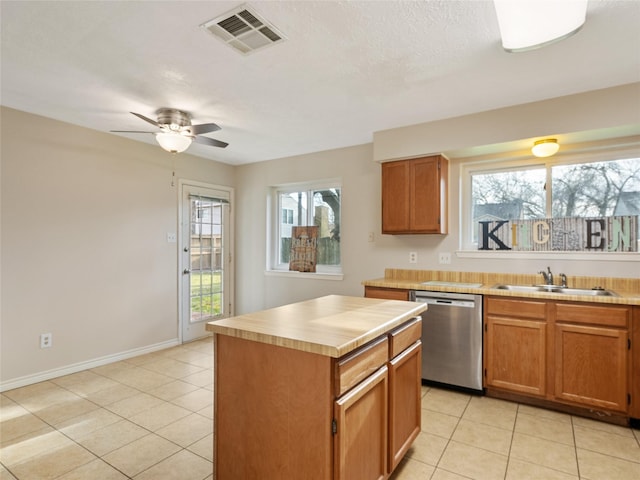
334,366,389,480
388,340,422,473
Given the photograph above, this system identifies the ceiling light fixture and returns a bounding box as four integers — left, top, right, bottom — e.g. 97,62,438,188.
493,0,588,52
532,138,560,157
155,132,193,154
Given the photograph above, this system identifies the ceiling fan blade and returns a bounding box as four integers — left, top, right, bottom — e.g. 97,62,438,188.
188,123,221,135
193,135,229,148
130,112,160,127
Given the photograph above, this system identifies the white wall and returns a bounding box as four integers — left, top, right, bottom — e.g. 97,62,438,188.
0,107,235,388
373,83,640,161
234,144,385,313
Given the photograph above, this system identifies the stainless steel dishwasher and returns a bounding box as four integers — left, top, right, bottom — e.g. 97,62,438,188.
411,290,483,393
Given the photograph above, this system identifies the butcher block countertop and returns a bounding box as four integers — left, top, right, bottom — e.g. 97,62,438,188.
206,294,427,358
363,269,640,306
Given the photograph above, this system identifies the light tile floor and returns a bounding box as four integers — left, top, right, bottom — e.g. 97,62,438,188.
1,337,639,479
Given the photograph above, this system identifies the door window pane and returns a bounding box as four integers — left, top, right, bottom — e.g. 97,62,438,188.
190,196,226,321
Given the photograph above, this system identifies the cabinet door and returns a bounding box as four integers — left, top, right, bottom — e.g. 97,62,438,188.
632,306,640,419
485,316,547,396
334,366,388,480
554,323,628,412
410,156,446,233
381,161,410,233
388,341,421,473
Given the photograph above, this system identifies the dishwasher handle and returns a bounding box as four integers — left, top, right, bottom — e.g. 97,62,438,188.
417,298,476,308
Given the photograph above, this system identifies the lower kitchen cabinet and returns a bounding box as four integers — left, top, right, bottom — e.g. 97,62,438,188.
214,315,422,479
388,340,421,472
484,297,548,396
554,323,627,411
334,317,423,480
485,296,632,418
485,316,547,396
632,306,640,421
554,302,630,413
334,366,388,480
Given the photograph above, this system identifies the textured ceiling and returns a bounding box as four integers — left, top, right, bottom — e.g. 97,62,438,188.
1,0,639,165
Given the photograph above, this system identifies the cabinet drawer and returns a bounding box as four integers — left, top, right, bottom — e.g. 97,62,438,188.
364,286,410,301
335,336,389,397
555,303,630,328
486,297,547,319
389,317,422,358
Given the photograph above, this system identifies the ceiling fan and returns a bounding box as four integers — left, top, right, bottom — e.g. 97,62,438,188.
111,108,228,153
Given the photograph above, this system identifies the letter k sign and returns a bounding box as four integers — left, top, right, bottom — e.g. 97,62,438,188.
479,221,511,250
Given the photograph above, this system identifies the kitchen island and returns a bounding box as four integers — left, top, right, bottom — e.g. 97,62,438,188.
206,294,427,480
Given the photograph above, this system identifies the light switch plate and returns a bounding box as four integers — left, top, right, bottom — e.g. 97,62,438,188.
167,232,177,243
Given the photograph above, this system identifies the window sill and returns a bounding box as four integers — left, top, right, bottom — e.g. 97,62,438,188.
265,270,344,280
457,251,640,262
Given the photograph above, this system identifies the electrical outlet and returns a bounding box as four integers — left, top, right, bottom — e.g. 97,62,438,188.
367,232,375,243
167,232,177,243
40,333,52,349
438,252,451,264
409,252,418,264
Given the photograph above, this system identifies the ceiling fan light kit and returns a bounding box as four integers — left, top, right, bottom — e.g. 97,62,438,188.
532,138,560,157
493,0,588,52
155,132,193,153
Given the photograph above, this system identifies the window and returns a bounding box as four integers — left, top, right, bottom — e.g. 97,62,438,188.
463,153,640,250
282,208,294,224
271,181,341,273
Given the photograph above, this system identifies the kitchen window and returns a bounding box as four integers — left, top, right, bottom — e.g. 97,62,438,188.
461,150,640,251
269,181,342,275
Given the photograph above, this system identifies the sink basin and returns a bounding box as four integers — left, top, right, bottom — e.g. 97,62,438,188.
492,284,618,297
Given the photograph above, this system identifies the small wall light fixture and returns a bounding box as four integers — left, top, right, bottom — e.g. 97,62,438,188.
493,0,588,52
532,138,560,157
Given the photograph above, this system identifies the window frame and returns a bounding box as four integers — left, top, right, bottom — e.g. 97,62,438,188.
268,179,343,276
460,146,640,253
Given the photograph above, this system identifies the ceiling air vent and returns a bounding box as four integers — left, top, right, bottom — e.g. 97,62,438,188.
201,4,286,55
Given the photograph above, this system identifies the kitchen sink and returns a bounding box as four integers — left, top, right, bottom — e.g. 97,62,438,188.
492,284,618,296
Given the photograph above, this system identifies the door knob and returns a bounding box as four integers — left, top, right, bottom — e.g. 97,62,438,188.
183,269,191,275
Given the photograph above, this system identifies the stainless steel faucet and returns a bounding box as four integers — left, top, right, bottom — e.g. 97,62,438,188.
538,266,554,285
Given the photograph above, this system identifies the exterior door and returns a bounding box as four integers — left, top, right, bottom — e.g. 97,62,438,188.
180,182,233,342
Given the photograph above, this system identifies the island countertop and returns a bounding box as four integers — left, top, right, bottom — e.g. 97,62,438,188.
205,294,427,358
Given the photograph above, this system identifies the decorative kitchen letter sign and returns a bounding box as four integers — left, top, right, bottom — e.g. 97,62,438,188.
289,226,318,272
478,216,638,252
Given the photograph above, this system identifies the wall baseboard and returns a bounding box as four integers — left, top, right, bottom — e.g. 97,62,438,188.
0,338,181,392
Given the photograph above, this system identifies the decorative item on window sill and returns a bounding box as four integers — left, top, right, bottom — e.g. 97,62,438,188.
478,216,638,252
493,0,587,53
532,138,560,158
289,226,318,272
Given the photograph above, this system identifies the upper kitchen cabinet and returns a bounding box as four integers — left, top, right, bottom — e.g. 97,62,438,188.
381,155,448,234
